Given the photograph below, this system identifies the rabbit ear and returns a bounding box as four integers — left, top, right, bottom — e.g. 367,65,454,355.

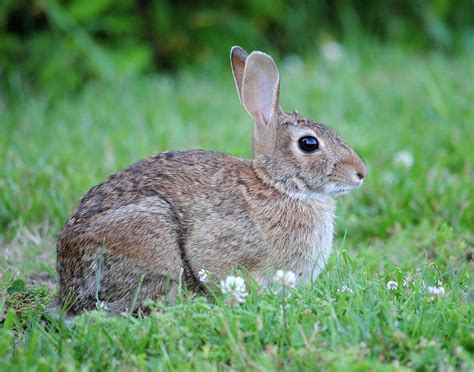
230,46,249,105
241,51,280,125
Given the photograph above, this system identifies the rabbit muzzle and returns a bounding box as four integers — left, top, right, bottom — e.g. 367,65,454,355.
325,154,367,195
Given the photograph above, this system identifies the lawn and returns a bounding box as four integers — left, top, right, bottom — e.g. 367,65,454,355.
0,41,473,370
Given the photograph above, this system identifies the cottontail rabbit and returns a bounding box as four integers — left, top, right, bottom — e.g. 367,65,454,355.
56,46,367,313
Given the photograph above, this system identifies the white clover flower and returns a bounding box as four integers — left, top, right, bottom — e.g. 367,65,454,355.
321,41,344,62
198,269,211,283
273,270,296,292
393,150,414,169
337,285,353,294
387,281,398,291
221,276,249,306
427,286,445,297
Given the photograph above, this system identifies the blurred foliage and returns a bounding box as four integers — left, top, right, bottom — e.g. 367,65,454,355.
0,0,473,92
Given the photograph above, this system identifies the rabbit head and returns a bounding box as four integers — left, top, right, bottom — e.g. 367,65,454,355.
231,46,367,199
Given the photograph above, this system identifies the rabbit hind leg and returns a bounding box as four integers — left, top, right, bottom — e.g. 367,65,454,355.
58,198,184,313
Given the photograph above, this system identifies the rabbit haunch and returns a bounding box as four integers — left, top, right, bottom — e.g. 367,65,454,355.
56,46,366,313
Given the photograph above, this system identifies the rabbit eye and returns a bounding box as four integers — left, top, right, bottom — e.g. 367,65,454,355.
298,136,319,153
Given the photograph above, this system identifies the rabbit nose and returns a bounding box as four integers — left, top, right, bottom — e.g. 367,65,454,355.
355,162,368,180
347,154,368,181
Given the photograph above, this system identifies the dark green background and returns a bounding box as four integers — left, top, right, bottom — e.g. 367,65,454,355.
1,0,473,92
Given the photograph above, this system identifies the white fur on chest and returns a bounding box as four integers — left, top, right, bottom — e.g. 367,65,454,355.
297,198,336,282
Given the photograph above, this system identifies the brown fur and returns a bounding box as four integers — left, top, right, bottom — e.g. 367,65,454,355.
56,47,367,313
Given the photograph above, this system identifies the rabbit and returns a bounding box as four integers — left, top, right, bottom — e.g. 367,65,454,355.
56,46,367,313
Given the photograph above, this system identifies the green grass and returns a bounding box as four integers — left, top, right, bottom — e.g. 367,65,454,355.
0,41,473,370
